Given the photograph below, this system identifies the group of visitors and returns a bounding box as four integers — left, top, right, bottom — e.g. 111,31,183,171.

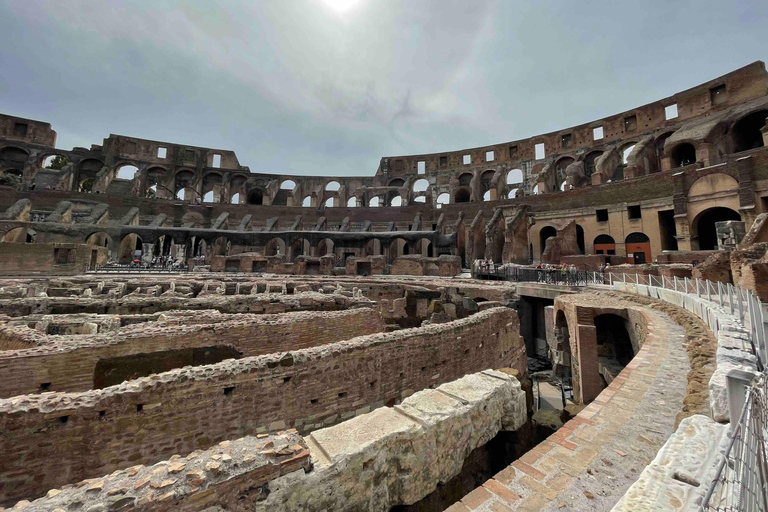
127,255,182,270
475,258,495,273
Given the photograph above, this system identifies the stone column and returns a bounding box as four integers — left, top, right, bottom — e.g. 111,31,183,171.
141,242,154,265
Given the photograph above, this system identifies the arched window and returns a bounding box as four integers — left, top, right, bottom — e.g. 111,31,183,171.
458,173,472,186
436,193,450,208
622,144,636,164
325,181,340,191
280,180,296,190
413,196,426,203
454,189,470,203
302,196,312,207
325,197,335,208
390,196,402,207
230,193,241,204
369,196,381,207
483,190,491,201
347,197,357,207
116,165,138,180
733,110,768,153
593,234,616,255
507,188,518,199
413,179,429,192
507,169,523,184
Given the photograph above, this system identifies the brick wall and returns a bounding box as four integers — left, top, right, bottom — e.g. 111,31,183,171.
0,307,524,505
0,308,386,397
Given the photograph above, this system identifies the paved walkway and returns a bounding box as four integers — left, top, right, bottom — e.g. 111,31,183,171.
446,307,691,512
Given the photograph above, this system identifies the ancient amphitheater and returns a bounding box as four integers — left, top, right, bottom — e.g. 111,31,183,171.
0,62,767,512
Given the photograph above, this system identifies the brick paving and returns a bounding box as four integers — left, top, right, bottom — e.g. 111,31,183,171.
445,308,690,512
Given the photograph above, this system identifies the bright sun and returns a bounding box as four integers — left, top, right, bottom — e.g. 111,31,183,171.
322,0,359,13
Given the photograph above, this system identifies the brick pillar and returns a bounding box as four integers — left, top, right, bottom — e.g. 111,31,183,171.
576,324,601,404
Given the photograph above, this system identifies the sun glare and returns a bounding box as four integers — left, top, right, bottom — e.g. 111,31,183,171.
322,0,359,13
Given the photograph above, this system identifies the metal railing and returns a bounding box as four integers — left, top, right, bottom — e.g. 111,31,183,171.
702,372,768,511
89,264,190,274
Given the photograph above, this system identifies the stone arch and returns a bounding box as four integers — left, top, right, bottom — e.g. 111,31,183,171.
317,238,334,257
691,207,741,250
688,173,739,198
302,195,313,207
413,179,429,193
415,238,433,257
116,164,139,180
388,237,409,261
458,173,473,187
118,233,143,263
264,237,285,257
85,231,112,249
0,147,30,169
595,313,635,372
290,238,310,262
325,181,341,191
363,238,381,256
174,170,195,201
507,188,519,199
584,151,603,180
539,226,557,256
436,193,450,208
388,178,405,187
202,172,223,203
671,143,696,167
732,109,768,153
480,170,495,199
40,153,71,170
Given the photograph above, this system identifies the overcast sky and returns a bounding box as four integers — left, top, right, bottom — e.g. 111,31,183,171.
1,0,766,176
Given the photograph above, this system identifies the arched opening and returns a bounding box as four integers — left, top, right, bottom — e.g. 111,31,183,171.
325,181,340,191
145,167,168,198
290,238,310,262
247,189,264,205
480,170,495,200
539,226,557,256
507,188,519,199
264,238,285,257
116,165,138,180
436,193,450,208
692,207,741,250
79,178,95,193
413,196,426,204
202,173,222,203
0,147,29,177
671,143,696,167
388,238,409,262
230,193,241,204
85,232,111,249
317,238,334,257
388,178,405,187
390,195,403,207
559,180,569,192
732,110,768,153
576,225,585,254
483,190,492,201
458,173,473,187
303,196,313,207
454,189,470,203
41,154,69,170
281,180,296,190
595,314,635,385
363,239,381,256
416,238,433,257
413,179,429,193
72,158,102,190
324,197,336,208
174,171,195,201
655,132,674,171
369,196,381,207
584,151,603,180
347,197,357,207
533,184,542,195
625,232,651,264
118,233,143,263
621,144,636,164
507,169,523,185
593,234,616,255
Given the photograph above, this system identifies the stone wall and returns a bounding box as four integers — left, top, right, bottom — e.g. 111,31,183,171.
0,242,104,276
12,370,526,512
0,307,525,505
390,255,462,276
0,308,387,397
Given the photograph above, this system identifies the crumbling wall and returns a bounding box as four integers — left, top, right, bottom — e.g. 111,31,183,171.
0,307,525,504
541,221,581,263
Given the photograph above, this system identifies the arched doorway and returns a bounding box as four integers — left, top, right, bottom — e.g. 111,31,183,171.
593,234,616,255
539,226,557,256
247,189,264,205
1,227,31,243
317,238,335,257
415,238,433,257
264,238,285,257
671,143,696,167
576,225,585,254
692,207,741,250
290,238,310,262
625,232,650,263
454,189,470,203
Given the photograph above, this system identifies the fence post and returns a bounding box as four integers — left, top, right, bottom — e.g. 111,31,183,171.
623,273,626,284
696,278,700,297
728,283,735,315
737,286,744,323
707,280,712,302
719,282,724,308
662,275,666,290
609,272,613,286
674,276,678,292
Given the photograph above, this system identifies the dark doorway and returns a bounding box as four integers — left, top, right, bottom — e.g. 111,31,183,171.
695,207,741,250
539,226,557,256
658,210,678,251
733,110,768,153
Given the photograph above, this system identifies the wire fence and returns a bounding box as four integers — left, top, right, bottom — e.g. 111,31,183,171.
702,372,768,512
